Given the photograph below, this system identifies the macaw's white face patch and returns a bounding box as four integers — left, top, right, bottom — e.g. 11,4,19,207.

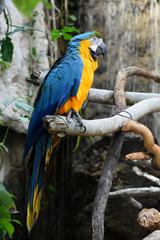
89,37,107,57
89,37,103,52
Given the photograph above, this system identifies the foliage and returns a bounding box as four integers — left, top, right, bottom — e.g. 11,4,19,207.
0,183,20,239
0,57,10,71
0,36,13,63
51,26,79,41
12,0,41,16
0,2,79,67
0,96,30,238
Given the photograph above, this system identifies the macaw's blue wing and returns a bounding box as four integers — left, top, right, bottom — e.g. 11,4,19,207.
24,54,83,158
25,53,83,231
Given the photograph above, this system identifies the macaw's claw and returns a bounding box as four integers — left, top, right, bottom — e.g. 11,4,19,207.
66,109,86,133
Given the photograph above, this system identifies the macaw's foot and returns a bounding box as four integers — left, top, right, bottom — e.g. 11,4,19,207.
66,109,86,133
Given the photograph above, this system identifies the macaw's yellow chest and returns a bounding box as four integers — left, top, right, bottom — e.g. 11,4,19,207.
58,40,98,114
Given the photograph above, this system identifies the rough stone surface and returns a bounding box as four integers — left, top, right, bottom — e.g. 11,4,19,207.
0,1,49,181
78,0,160,141
0,0,49,114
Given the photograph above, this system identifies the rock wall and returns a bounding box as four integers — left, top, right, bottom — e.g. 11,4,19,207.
0,1,49,182
78,0,160,140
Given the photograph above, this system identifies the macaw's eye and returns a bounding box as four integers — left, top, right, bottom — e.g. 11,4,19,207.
92,37,97,41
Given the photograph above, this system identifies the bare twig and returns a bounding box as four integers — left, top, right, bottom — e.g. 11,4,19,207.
109,187,160,198
129,197,143,209
132,166,160,186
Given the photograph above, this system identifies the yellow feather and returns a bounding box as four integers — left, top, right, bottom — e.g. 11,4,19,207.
58,39,98,114
45,135,60,166
27,185,42,232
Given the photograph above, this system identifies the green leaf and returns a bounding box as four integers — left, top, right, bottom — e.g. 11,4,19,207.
0,185,19,238
12,0,40,16
62,33,73,40
11,219,22,225
0,219,14,238
0,57,10,71
41,0,52,9
62,26,79,33
0,206,10,219
1,37,14,63
51,29,62,40
0,184,15,210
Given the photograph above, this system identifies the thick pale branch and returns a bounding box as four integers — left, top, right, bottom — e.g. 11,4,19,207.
89,88,160,105
44,97,160,137
1,89,159,134
26,70,160,104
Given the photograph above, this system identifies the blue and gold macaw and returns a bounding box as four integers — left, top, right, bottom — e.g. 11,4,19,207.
24,32,107,231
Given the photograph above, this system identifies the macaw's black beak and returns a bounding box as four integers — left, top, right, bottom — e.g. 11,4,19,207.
96,42,107,57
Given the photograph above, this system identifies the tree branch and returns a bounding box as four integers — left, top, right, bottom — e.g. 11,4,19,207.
114,66,160,111
1,90,160,134
109,187,160,198
122,120,160,169
44,97,160,136
89,88,160,105
132,166,160,186
90,66,160,240
91,132,123,240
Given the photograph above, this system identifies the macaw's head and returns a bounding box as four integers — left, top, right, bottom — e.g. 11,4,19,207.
69,31,107,59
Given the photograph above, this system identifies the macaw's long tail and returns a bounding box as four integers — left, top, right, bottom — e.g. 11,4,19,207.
26,132,60,232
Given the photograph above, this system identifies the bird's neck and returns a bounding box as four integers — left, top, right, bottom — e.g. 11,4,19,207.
79,40,98,71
